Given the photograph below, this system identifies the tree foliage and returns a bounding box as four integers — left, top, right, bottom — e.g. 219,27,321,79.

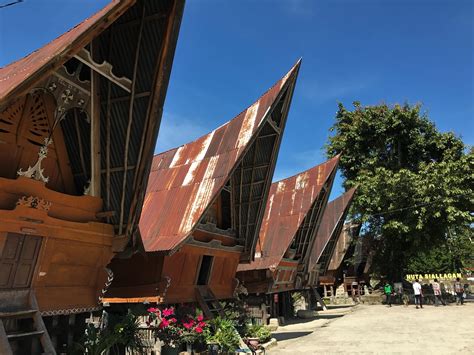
326,102,473,279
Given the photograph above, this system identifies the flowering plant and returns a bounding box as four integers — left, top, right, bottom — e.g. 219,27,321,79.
147,306,208,347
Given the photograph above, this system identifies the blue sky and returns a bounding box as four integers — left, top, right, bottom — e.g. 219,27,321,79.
1,0,472,198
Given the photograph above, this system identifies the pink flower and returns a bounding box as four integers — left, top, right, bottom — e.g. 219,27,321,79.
162,308,174,317
147,307,158,313
183,321,193,330
159,318,169,329
198,321,206,328
169,318,177,323
197,314,204,322
195,327,203,333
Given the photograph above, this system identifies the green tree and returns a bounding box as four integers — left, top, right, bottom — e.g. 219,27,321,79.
326,102,473,280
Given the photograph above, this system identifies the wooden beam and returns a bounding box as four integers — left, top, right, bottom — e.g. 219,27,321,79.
90,43,101,198
74,48,132,93
73,110,88,180
265,117,280,134
118,3,146,236
100,91,149,105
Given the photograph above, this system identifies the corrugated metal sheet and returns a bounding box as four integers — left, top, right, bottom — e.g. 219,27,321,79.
308,187,357,272
0,0,134,106
238,156,340,272
140,61,301,252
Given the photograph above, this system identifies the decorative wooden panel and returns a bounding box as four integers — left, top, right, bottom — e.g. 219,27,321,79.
0,92,76,194
0,233,41,289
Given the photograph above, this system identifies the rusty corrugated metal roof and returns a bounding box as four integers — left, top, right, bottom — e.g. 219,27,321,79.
0,0,134,107
0,0,186,250
327,223,353,271
308,187,357,272
237,156,340,272
140,61,301,252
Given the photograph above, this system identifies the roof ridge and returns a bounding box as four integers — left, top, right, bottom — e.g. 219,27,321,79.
152,59,301,160
273,154,340,184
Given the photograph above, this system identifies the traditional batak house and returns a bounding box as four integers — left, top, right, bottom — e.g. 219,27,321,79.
236,157,339,318
306,188,357,298
105,61,301,318
318,221,360,297
0,0,184,353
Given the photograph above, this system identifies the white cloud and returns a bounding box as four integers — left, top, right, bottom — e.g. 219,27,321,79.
155,112,211,153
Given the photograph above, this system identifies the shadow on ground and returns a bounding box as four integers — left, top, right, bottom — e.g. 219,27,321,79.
315,314,345,319
281,313,345,325
272,331,313,341
318,304,354,310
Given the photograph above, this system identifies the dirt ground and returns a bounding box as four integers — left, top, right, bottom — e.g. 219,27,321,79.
270,303,474,354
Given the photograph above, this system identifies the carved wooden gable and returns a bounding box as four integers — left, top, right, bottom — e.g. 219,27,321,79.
0,91,75,194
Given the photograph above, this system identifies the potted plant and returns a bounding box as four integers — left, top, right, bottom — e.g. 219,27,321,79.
204,317,241,354
147,306,209,354
244,323,271,351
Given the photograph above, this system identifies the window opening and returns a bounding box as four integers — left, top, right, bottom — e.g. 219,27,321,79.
197,255,214,285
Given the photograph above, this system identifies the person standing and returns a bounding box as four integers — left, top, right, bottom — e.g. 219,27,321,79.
454,278,464,305
432,279,446,306
384,282,393,307
413,279,423,309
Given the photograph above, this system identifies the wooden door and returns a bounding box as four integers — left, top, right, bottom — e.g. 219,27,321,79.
0,233,42,289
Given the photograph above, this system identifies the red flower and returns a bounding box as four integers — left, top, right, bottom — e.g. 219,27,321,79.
183,321,193,330
197,314,204,322
198,321,206,328
162,308,174,317
195,327,203,333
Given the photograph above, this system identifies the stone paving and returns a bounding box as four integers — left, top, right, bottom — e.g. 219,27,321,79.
270,303,474,354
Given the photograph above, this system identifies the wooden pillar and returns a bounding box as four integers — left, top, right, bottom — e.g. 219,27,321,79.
90,44,101,197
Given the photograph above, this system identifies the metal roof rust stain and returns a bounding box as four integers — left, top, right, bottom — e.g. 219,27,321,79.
308,187,357,271
0,0,135,107
237,155,340,272
139,60,301,253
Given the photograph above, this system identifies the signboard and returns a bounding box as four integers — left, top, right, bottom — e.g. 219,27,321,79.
405,273,463,282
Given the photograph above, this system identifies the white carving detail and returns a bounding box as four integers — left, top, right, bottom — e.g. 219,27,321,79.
98,267,114,304
17,138,52,183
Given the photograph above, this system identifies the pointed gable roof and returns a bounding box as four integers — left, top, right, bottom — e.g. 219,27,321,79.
308,187,357,273
0,0,186,248
238,156,340,271
0,0,134,107
140,61,301,253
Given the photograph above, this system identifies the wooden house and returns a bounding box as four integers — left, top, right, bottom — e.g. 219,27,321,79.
236,157,340,297
306,187,357,291
0,0,184,352
318,221,359,297
105,61,301,316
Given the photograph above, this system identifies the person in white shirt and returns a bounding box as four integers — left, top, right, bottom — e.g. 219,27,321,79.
412,279,423,309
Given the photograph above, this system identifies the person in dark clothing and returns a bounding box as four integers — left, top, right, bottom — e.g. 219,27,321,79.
454,278,464,305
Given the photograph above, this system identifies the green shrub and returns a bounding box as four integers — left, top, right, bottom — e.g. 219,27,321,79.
204,317,241,352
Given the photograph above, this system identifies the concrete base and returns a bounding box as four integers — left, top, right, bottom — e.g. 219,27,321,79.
268,318,279,331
